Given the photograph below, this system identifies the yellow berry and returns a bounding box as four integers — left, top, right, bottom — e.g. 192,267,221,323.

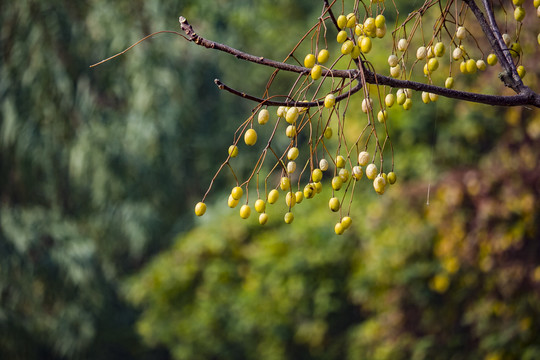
352,165,363,180
285,191,296,207
335,222,344,235
324,94,336,108
476,60,486,71
295,191,304,204
336,155,346,168
416,46,427,60
388,54,399,67
502,33,511,46
375,14,386,28
228,194,239,208
466,58,477,74
434,42,445,57
360,37,372,53
332,176,343,190
304,53,316,68
280,176,291,191
268,189,279,204
422,91,431,104
452,47,463,61
341,40,354,55
445,76,454,89
231,186,243,200
456,26,467,40
285,106,299,124
319,159,329,171
277,106,286,117
244,129,257,145
361,97,373,113
311,64,322,80
328,197,340,212
228,145,239,158
287,161,296,174
390,64,401,78
514,6,525,22
429,93,439,102
351,45,361,59
487,54,499,66
315,181,322,194
517,65,526,78
194,202,206,216
385,93,395,107
312,168,323,183
397,38,408,52
259,213,268,225
396,92,406,105
403,98,412,110
303,183,315,199
287,147,299,160
324,127,333,139
460,61,468,74
377,110,388,123
337,30,348,43
341,216,352,229
535,0,540,7
364,17,376,32
258,109,269,125
373,175,386,195
358,151,370,166
284,212,294,224
337,14,347,29
239,204,251,219
376,24,387,38
428,58,439,72
318,49,330,64
285,125,296,138
388,171,397,184
339,168,349,182
346,13,357,28
366,163,377,179
255,199,266,213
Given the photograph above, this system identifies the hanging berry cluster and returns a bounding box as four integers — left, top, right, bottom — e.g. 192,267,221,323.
189,0,540,234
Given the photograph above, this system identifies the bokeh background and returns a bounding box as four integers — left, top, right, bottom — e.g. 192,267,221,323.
2,0,540,359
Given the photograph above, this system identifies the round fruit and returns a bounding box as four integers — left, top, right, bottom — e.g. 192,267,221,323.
337,30,348,43
360,37,372,53
466,59,477,74
385,93,395,107
287,147,299,161
434,42,445,57
311,65,322,80
228,194,239,208
318,49,330,64
351,46,361,59
535,0,540,7
324,93,336,108
364,17,376,32
452,47,463,61
284,212,294,224
285,125,296,138
459,61,468,74
375,14,386,28
287,161,296,174
403,98,412,110
366,163,377,179
487,53,498,66
228,145,239,158
259,213,268,225
268,189,279,204
373,175,386,195
502,33,511,46
303,183,315,199
388,54,399,67
416,46,427,60
445,76,454,89
336,155,346,168
244,129,257,145
277,106,286,117
295,191,304,204
422,91,431,104
323,127,333,139
280,176,291,191
346,13,357,28
362,98,373,113
239,204,251,219
312,168,323,183
517,65,526,78
231,186,243,200
194,202,206,216
429,93,439,102
286,191,296,207
341,40,354,55
304,53,316,68
397,38,408,51
514,6,525,22
258,109,269,125
341,216,352,229
377,110,388,123
476,59,486,71
255,199,266,213
335,222,344,235
427,58,439,72
315,182,323,193
396,92,406,105
352,165,363,180
285,107,299,124
332,176,343,190
319,159,329,171
329,197,340,212
456,26,467,39
339,168,349,182
390,64,401,78
388,171,397,184
337,14,347,29
358,151,370,166
376,25,387,38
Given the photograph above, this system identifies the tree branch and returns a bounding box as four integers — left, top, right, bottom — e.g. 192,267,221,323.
179,15,540,108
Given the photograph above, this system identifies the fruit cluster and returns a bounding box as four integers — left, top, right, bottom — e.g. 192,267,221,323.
194,0,539,234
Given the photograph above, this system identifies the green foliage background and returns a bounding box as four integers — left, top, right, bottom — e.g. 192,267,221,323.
1,0,540,359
